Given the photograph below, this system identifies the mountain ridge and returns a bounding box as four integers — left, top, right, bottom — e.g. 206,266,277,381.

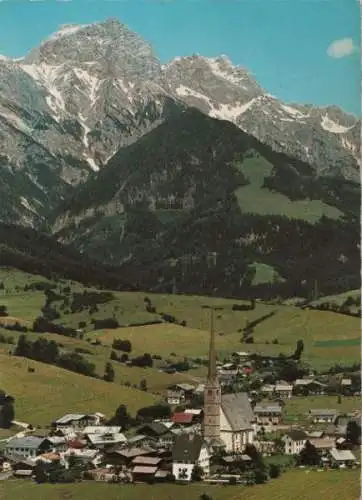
0,18,359,227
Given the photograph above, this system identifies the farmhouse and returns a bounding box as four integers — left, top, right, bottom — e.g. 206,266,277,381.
309,409,337,424
167,390,185,406
5,437,52,459
54,413,98,431
220,393,254,452
172,434,210,481
274,382,293,399
329,448,357,468
253,404,282,425
282,430,308,455
85,432,127,449
293,380,326,396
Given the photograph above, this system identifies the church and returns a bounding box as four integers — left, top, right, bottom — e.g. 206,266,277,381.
203,309,254,452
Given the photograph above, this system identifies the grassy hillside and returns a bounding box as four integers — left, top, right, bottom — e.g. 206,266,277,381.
0,270,359,372
1,470,359,500
234,154,342,223
0,354,157,426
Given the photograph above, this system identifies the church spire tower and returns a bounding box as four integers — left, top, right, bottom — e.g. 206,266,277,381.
203,307,221,443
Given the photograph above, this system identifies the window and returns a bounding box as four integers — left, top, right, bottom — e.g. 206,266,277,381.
207,390,212,396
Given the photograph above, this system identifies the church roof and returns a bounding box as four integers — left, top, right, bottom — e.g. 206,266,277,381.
221,393,253,431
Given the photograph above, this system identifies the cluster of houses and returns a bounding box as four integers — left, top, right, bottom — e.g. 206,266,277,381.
1,393,360,485
1,411,212,483
1,340,360,485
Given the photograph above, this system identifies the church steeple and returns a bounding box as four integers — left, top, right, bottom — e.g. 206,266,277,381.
203,307,221,443
207,307,217,381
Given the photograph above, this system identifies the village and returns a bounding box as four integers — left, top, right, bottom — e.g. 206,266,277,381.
0,330,360,489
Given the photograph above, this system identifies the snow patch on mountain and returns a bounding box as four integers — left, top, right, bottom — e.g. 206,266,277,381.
78,113,91,148
20,196,37,213
210,98,259,121
84,156,99,172
321,115,353,134
280,104,306,118
73,67,102,106
22,63,66,119
175,84,210,103
206,57,244,85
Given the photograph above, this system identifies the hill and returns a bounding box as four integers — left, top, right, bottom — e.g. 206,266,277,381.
51,108,359,299
0,223,136,290
0,354,157,426
1,269,359,373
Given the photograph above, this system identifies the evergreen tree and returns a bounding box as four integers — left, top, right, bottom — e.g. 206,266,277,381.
14,334,30,357
298,441,320,466
292,339,304,360
346,421,361,446
103,362,115,382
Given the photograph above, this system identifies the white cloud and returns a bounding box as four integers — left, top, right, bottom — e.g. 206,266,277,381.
327,38,357,59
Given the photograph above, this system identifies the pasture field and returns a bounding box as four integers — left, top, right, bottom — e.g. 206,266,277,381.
0,328,202,393
0,269,360,371
234,155,342,224
283,395,361,423
0,354,157,426
0,470,359,500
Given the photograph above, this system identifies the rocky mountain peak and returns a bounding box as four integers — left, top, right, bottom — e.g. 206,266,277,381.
23,18,162,81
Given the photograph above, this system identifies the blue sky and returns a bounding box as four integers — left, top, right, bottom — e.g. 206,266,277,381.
0,0,360,114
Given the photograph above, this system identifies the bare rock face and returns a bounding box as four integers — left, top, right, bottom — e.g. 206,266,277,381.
0,18,359,226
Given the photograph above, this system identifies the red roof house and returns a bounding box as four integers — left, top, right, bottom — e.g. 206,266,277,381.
172,412,194,425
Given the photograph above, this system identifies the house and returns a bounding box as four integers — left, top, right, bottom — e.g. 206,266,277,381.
132,465,158,481
167,390,186,406
282,430,308,455
341,379,352,395
254,440,275,456
104,447,154,467
184,409,203,420
221,454,253,471
172,434,210,481
138,422,171,439
329,448,357,468
126,434,158,449
7,456,35,475
293,380,326,396
309,409,337,424
132,455,163,468
54,413,97,431
220,393,254,452
274,382,293,399
83,426,122,435
309,438,335,455
47,436,67,452
170,384,195,402
63,448,103,468
5,437,52,459
260,384,275,398
86,432,127,449
253,404,282,425
232,352,251,362
172,412,195,426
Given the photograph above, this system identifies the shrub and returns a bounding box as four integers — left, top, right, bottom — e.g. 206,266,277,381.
112,339,132,352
